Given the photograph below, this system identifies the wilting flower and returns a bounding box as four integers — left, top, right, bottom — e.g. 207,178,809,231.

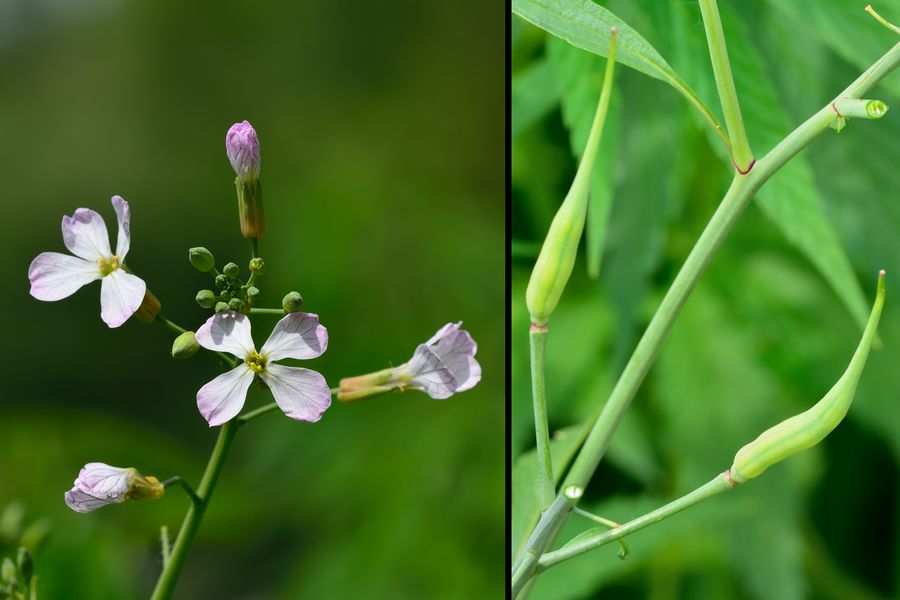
64,463,164,513
226,120,260,184
195,311,331,426
338,322,481,402
28,196,146,328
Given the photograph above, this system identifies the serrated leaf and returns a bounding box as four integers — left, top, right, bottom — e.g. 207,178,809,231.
762,0,900,98
512,0,729,155
512,423,590,561
546,36,621,279
512,57,561,138
716,3,870,330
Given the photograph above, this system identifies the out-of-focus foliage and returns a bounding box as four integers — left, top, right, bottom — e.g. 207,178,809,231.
513,0,899,598
0,0,503,598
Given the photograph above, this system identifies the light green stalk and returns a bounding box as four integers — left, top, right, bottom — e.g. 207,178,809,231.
513,41,900,596
698,0,754,171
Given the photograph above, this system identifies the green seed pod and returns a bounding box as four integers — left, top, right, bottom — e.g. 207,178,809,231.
171,331,201,359
282,291,304,313
525,35,617,325
214,301,230,315
195,289,216,309
223,262,240,279
249,257,265,274
188,247,215,272
730,271,886,483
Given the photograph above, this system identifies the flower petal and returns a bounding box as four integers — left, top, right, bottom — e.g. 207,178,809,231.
196,364,255,426
431,328,481,392
407,344,457,399
75,463,132,497
65,488,122,513
259,312,328,361
100,270,147,328
62,208,112,261
425,321,461,346
195,312,255,358
28,252,101,301
111,195,131,259
260,364,331,422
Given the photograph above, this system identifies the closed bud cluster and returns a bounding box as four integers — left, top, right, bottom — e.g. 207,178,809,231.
223,262,240,278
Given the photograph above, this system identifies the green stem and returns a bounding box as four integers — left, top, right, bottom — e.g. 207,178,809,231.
250,238,259,260
249,308,285,316
150,421,238,600
161,476,202,507
537,473,734,572
530,326,555,510
698,0,753,171
514,41,900,595
157,315,186,335
159,526,171,569
511,495,574,598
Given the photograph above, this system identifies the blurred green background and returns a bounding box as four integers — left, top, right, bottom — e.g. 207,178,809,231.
513,1,899,599
0,0,502,598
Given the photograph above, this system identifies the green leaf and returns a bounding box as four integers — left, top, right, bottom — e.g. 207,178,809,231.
512,423,590,561
716,2,870,330
512,0,728,154
546,36,621,279
512,57,561,138
762,0,900,98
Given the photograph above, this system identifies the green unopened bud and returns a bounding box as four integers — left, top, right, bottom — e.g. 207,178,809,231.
195,290,216,309
282,291,304,313
228,297,243,311
171,331,201,359
188,247,216,272
16,548,32,585
214,274,227,289
1,557,14,585
215,301,230,315
223,262,239,279
249,257,265,274
247,286,260,300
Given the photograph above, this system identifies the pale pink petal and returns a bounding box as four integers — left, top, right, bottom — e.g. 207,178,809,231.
197,364,255,426
259,364,331,422
111,195,131,259
425,322,460,346
64,462,133,513
75,463,132,497
100,269,146,328
431,328,481,392
259,312,328,361
62,208,112,261
407,344,457,399
28,252,101,301
65,488,123,513
195,312,255,358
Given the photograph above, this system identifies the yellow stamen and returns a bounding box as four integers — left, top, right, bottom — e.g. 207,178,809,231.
97,255,121,276
245,351,267,373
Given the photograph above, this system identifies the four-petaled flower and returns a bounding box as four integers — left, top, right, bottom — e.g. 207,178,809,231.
338,322,481,401
28,196,146,328
195,311,331,426
64,462,163,513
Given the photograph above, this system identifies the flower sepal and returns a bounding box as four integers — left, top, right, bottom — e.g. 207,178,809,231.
338,368,396,403
135,289,161,323
236,178,265,240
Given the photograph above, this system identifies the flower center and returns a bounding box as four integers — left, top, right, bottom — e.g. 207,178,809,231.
97,255,121,276
245,351,268,373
